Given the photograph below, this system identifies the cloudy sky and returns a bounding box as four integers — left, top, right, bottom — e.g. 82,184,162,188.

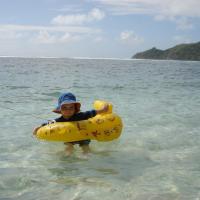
0,0,199,58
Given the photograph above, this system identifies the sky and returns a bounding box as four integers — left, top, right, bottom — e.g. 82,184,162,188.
0,0,199,58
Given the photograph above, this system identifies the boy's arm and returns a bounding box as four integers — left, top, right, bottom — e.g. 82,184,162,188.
76,103,109,120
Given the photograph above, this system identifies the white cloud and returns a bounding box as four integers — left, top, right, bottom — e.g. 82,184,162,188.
0,24,101,44
0,30,23,40
52,15,87,26
120,31,144,45
51,8,105,25
60,33,80,43
93,0,200,17
34,31,56,44
33,31,81,44
155,15,193,30
93,0,200,29
0,24,99,34
89,8,105,20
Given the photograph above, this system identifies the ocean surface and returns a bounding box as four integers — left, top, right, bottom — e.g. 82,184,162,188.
0,57,200,200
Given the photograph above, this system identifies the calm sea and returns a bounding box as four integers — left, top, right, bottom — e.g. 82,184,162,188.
0,57,200,200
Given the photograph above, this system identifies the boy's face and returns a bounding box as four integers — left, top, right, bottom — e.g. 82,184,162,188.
60,103,75,118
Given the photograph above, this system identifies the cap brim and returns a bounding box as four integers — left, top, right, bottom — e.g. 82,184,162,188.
52,102,81,114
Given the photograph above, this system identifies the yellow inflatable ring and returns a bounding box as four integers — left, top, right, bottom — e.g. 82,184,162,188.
36,100,123,142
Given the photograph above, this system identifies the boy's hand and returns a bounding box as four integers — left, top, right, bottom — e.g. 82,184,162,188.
96,103,109,114
33,126,41,135
47,120,56,124
33,120,56,135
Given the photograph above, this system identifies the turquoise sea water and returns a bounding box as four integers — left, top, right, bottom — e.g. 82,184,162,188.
0,57,200,200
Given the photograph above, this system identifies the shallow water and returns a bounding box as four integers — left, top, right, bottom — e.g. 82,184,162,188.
0,57,200,200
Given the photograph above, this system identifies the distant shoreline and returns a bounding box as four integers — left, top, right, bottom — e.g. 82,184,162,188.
132,41,200,61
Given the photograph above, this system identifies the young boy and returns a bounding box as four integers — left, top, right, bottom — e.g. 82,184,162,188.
33,92,108,156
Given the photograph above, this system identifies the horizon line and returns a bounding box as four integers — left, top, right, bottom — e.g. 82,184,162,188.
0,55,136,61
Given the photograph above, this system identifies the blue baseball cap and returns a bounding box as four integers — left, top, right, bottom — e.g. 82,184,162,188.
53,92,81,114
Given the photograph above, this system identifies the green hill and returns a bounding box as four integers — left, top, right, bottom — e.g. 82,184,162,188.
132,42,200,61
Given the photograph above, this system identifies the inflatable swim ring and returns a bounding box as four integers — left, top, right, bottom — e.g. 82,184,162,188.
36,100,123,142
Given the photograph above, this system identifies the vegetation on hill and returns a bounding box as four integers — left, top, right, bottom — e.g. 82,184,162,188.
132,42,200,61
